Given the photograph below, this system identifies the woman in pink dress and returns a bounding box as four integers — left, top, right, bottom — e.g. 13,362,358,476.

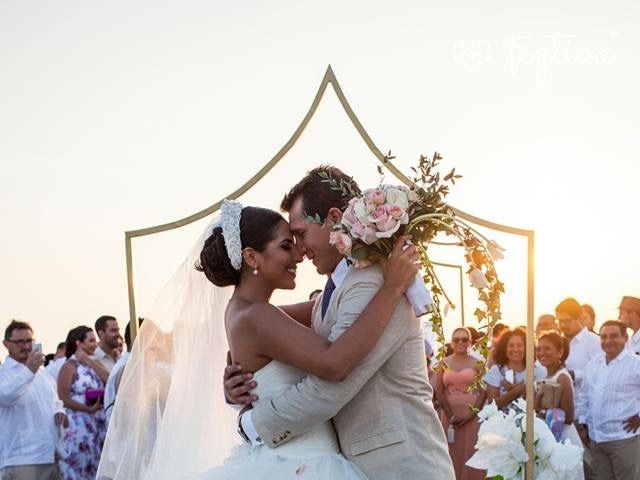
436,327,486,480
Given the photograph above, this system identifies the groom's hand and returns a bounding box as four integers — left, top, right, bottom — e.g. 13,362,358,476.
224,352,258,405
383,235,421,296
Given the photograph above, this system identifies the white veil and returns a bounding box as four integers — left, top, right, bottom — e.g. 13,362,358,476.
97,215,240,479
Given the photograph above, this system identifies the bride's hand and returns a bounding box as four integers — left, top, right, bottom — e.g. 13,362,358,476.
382,235,421,296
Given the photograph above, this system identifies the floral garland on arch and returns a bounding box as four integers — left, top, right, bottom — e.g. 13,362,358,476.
312,152,506,388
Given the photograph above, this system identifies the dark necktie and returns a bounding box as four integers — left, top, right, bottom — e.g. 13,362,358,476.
321,275,336,320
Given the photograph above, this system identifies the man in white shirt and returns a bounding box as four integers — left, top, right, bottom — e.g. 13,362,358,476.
556,297,601,480
577,320,640,480
1,320,67,480
92,315,121,372
556,298,602,421
619,296,640,355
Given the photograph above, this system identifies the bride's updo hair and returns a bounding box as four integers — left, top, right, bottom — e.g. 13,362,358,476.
196,206,284,287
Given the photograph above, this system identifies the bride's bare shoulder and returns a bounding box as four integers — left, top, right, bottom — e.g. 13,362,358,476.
227,301,285,331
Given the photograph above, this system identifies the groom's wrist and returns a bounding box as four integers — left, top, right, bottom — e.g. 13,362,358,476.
238,410,263,446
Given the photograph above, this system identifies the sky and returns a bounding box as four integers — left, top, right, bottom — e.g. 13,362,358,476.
1,1,639,353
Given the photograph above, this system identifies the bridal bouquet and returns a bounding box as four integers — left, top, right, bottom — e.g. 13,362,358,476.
466,400,582,480
315,153,505,374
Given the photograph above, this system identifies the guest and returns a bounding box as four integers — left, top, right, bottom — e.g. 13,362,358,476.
484,327,546,410
536,313,559,337
45,342,67,381
1,320,67,480
485,322,508,368
44,353,55,367
92,315,121,374
308,289,323,300
115,335,124,357
577,321,640,480
436,328,486,480
466,326,485,361
556,299,601,427
104,319,142,424
57,326,107,480
618,295,640,355
534,332,584,479
580,304,596,333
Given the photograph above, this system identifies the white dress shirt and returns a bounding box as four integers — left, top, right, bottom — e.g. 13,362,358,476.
0,357,64,469
241,259,350,445
44,357,65,381
627,329,640,355
93,346,118,372
577,349,640,443
564,327,601,423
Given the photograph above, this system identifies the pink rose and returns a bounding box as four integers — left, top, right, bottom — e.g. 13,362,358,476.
368,205,389,225
329,231,352,256
342,205,358,228
376,216,398,233
386,204,405,220
351,221,378,245
364,188,385,206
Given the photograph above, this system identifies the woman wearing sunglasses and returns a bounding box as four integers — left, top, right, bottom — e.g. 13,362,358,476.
436,327,486,480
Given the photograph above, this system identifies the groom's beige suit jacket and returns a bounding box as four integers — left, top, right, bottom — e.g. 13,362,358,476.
252,264,455,479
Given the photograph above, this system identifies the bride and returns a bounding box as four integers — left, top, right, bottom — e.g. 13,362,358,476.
97,200,420,479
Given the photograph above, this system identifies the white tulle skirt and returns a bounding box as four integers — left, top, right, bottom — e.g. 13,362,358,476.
194,444,368,479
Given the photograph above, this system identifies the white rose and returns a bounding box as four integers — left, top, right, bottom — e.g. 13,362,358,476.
383,187,409,209
353,199,370,223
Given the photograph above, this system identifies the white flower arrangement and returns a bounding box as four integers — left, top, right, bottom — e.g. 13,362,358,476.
466,399,582,480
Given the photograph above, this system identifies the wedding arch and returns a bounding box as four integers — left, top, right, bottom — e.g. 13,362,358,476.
123,65,536,479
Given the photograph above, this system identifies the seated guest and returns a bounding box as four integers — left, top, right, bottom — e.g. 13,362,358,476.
58,326,108,480
436,327,486,480
577,321,640,480
1,320,67,480
484,327,546,410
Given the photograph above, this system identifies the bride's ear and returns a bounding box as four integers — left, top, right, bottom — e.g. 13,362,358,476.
241,247,259,270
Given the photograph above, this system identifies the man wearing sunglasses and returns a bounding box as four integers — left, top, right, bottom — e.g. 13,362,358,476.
1,320,67,480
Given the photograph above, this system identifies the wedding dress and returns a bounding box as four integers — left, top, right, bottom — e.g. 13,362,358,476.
195,360,367,479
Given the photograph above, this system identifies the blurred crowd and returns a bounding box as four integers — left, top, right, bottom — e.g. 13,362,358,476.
427,295,640,480
1,315,135,480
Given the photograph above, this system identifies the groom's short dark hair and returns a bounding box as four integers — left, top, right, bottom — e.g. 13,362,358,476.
280,165,360,220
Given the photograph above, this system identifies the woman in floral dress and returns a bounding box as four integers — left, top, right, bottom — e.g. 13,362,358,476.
57,326,108,479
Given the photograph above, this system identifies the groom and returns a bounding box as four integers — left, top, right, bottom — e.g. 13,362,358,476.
226,166,454,479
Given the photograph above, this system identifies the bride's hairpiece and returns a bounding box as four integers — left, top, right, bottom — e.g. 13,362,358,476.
220,200,243,270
